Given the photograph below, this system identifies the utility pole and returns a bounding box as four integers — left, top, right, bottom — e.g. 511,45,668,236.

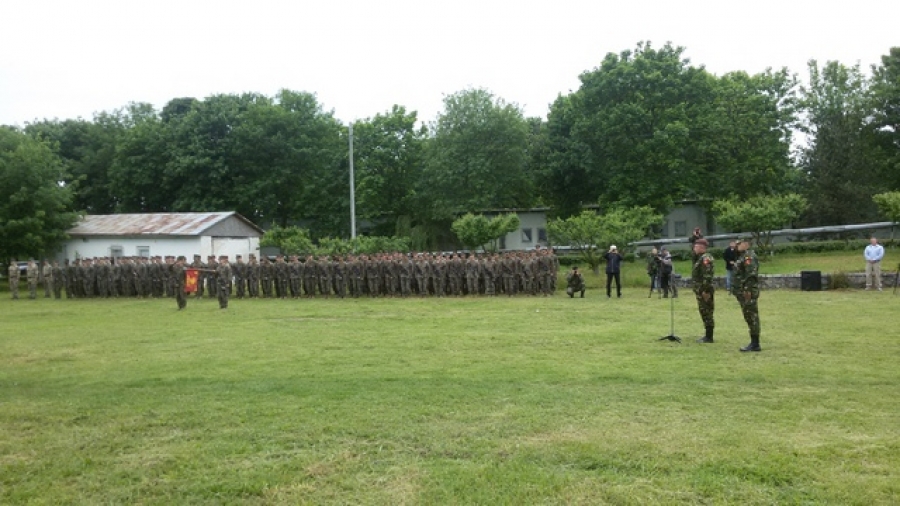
349,122,356,239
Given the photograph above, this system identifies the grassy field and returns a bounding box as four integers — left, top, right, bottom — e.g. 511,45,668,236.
2,278,898,505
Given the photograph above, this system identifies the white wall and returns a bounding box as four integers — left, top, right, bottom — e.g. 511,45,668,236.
57,236,260,261
502,211,549,251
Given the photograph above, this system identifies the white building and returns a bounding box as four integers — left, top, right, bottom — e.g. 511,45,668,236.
58,212,264,261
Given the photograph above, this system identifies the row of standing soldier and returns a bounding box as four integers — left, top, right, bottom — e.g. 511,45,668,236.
9,249,560,300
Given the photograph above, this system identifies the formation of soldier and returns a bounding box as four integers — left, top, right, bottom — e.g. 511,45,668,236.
9,249,561,301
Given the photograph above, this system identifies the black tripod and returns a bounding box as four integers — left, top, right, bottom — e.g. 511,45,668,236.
893,263,900,295
658,289,681,343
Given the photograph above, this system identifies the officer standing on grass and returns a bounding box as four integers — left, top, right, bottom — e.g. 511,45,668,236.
692,239,716,343
733,237,762,352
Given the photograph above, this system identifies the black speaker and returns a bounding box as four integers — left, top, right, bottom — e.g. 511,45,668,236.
801,271,822,291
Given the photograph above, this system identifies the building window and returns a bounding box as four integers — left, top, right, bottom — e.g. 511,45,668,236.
537,228,547,243
137,246,150,258
521,228,533,244
660,221,669,238
109,246,123,258
499,235,506,250
674,221,687,238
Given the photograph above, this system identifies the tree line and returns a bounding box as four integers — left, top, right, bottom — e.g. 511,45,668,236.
2,42,899,262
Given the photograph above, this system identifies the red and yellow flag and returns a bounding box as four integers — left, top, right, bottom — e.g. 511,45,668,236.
185,269,199,293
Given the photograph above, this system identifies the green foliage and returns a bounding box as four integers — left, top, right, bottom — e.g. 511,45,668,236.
421,88,535,220
869,47,900,190
451,213,519,252
260,225,314,256
2,292,899,503
547,205,662,273
827,271,851,290
873,191,900,241
0,128,79,261
798,60,883,225
349,235,410,254
712,194,808,254
352,106,425,225
109,91,348,236
543,42,798,216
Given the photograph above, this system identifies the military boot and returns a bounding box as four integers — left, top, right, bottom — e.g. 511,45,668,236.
696,326,714,343
740,335,762,352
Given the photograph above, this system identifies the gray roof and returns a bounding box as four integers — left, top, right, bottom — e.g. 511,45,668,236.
68,212,264,236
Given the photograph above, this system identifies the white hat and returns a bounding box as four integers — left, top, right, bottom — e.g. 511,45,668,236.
609,245,617,251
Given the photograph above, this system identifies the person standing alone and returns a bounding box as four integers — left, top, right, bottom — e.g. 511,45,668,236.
864,237,884,291
604,245,623,298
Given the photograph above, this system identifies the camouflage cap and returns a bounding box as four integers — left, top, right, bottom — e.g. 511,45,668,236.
735,235,752,244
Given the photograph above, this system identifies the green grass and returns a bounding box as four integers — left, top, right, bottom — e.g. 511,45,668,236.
2,272,899,504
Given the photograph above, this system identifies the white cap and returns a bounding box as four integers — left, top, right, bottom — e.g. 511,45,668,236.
609,245,617,251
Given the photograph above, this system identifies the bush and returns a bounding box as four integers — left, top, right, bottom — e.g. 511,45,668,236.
827,271,851,290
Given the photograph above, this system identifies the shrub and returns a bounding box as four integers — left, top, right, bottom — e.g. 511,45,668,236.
827,271,851,290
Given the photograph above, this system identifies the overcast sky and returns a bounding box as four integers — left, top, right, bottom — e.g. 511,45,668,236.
2,0,897,127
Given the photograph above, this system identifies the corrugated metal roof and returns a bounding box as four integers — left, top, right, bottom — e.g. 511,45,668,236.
68,212,244,236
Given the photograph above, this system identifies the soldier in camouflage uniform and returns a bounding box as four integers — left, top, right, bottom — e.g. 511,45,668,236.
216,256,232,309
234,255,247,299
733,237,762,352
63,259,74,298
264,257,277,297
51,260,64,299
206,255,218,299
96,258,109,298
691,239,716,344
288,256,302,298
27,259,39,299
41,260,52,298
8,258,20,299
171,256,188,310
247,254,260,298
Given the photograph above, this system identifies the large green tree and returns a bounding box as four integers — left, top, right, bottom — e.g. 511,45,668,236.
870,47,900,190
544,42,799,217
798,60,881,225
25,110,129,214
351,105,426,235
420,88,534,220
0,128,79,261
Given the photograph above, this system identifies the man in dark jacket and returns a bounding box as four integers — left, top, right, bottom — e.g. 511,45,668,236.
604,245,623,298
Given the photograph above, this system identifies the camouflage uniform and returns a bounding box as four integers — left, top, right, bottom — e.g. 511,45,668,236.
233,255,247,298
8,260,20,299
247,255,260,298
733,243,762,351
51,261,64,299
216,257,232,309
692,248,716,342
27,260,39,299
41,261,52,298
566,268,585,298
171,258,188,310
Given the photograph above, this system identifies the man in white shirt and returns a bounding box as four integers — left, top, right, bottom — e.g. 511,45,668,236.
864,237,885,291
